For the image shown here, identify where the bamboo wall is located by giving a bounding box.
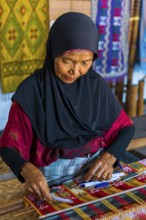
[49,0,90,21]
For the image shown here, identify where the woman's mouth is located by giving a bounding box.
[64,76,75,81]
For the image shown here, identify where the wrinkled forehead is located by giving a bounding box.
[63,49,92,54]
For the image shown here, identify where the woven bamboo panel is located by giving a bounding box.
[0,209,38,220]
[0,157,10,174]
[49,0,90,21]
[0,213,13,220]
[0,179,25,204]
[13,208,39,220]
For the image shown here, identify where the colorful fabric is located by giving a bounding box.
[0,102,133,167]
[139,0,146,71]
[91,0,131,81]
[24,159,146,219]
[0,0,49,93]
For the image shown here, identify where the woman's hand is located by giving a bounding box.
[20,162,52,201]
[84,152,116,182]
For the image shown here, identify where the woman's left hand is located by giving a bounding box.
[84,152,116,182]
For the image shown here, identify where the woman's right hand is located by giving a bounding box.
[20,162,52,201]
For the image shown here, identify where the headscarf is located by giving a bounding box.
[12,12,121,149]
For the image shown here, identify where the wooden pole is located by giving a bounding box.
[127,0,141,88]
[137,80,144,116]
[126,85,138,117]
[125,0,141,113]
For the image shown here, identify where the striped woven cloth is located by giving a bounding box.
[24,158,146,219]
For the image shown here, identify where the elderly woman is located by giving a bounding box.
[0,12,134,201]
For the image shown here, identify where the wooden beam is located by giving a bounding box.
[127,138,146,151]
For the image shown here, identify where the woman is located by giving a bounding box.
[0,12,134,201]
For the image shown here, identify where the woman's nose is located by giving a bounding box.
[69,69,74,75]
[69,65,79,75]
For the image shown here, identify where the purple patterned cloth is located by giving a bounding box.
[140,0,146,72]
[92,0,131,81]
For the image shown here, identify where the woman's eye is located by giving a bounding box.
[82,62,90,66]
[62,59,72,64]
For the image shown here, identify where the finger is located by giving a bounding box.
[91,166,106,180]
[92,166,113,181]
[99,169,113,181]
[28,187,34,194]
[90,173,100,181]
[84,162,102,181]
[40,183,53,201]
[25,186,34,197]
[108,172,112,180]
[32,184,43,199]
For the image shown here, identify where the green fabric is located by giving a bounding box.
[0,0,49,93]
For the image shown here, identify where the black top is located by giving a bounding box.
[12,12,121,150]
[0,12,135,182]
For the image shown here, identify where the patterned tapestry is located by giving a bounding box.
[139,0,146,72]
[91,0,131,82]
[0,0,49,93]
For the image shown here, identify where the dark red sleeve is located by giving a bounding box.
[0,101,34,161]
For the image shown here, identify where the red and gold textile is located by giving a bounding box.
[24,159,146,219]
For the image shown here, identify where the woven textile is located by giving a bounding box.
[91,0,131,81]
[25,159,146,219]
[0,0,49,93]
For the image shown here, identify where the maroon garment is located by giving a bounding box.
[0,102,133,167]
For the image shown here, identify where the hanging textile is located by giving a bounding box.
[0,0,49,93]
[139,0,146,71]
[91,0,131,82]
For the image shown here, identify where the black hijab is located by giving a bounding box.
[12,12,121,149]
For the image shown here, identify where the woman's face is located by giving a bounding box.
[54,50,94,83]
